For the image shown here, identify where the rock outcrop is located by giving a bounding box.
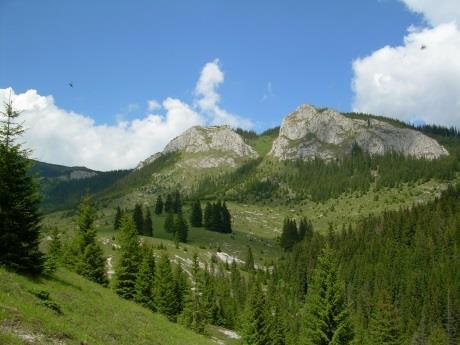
[137,126,258,170]
[269,104,448,161]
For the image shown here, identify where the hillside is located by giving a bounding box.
[0,268,218,345]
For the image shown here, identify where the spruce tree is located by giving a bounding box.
[114,206,122,230]
[367,291,403,345]
[114,215,141,300]
[175,212,188,243]
[154,253,178,321]
[132,203,144,235]
[0,99,43,274]
[280,218,298,251]
[241,283,270,345]
[180,253,207,333]
[245,246,255,272]
[74,195,108,285]
[204,202,213,229]
[44,227,61,274]
[134,246,155,310]
[302,246,354,345]
[164,194,173,213]
[190,200,203,227]
[155,195,164,215]
[298,217,313,241]
[164,212,175,233]
[221,202,232,233]
[173,262,188,315]
[143,209,153,237]
[173,190,182,214]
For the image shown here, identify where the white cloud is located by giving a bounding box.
[194,59,253,129]
[261,81,274,103]
[401,0,460,26]
[352,4,460,127]
[147,99,161,111]
[0,60,251,170]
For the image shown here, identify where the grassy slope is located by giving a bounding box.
[0,268,215,345]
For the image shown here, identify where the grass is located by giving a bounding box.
[0,267,216,345]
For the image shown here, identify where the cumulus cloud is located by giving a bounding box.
[352,1,460,127]
[194,59,253,129]
[0,60,250,170]
[401,0,460,26]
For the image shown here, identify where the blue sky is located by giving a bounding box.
[1,0,459,170]
[1,0,422,129]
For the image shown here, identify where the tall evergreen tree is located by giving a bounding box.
[154,253,178,321]
[367,291,403,345]
[132,203,144,235]
[302,246,354,345]
[241,284,270,345]
[134,246,155,310]
[74,195,108,285]
[298,217,313,241]
[173,262,188,316]
[114,216,141,300]
[173,191,182,214]
[164,194,173,213]
[180,253,207,333]
[0,99,44,274]
[143,209,153,237]
[154,195,164,215]
[280,218,298,251]
[204,202,213,228]
[44,227,61,274]
[221,202,232,233]
[190,200,203,227]
[245,246,255,272]
[175,212,188,243]
[164,212,175,233]
[114,206,122,230]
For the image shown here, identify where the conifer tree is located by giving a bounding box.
[302,246,354,345]
[0,99,43,274]
[190,200,203,227]
[445,291,457,345]
[164,212,175,233]
[154,253,178,321]
[79,243,108,286]
[74,195,108,285]
[280,218,298,251]
[245,246,255,272]
[367,291,403,345]
[175,212,188,243]
[114,206,122,230]
[114,216,141,300]
[155,195,164,215]
[143,209,153,237]
[173,262,188,315]
[298,217,313,241]
[221,202,232,233]
[241,283,270,345]
[204,202,213,229]
[164,194,173,213]
[134,246,155,310]
[210,201,223,232]
[173,191,182,214]
[132,203,144,235]
[180,253,207,333]
[44,227,61,274]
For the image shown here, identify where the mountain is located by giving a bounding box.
[269,104,448,161]
[137,125,258,170]
[30,160,99,181]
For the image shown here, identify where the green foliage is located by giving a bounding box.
[134,246,156,310]
[302,246,354,345]
[164,212,175,233]
[190,200,203,227]
[0,99,44,274]
[155,195,164,215]
[203,201,232,233]
[174,212,189,243]
[114,206,122,230]
[280,218,298,251]
[154,253,178,321]
[143,209,153,237]
[73,195,107,285]
[241,284,270,345]
[132,203,144,235]
[44,227,61,274]
[114,216,141,299]
[245,246,255,272]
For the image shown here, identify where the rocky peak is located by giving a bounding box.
[137,125,258,170]
[269,104,448,161]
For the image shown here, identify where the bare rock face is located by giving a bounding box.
[137,126,258,169]
[269,104,448,161]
